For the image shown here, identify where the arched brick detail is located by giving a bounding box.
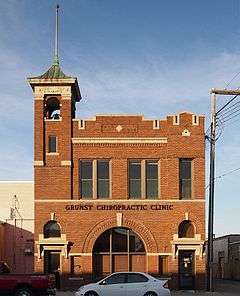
[82,217,158,253]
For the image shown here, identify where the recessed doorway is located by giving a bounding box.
[179,250,195,290]
[44,251,61,289]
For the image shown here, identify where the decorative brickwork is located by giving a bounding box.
[83,216,158,253]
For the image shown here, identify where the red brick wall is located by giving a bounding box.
[34,102,206,289]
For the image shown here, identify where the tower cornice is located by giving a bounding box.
[28,77,81,101]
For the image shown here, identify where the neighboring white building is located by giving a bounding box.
[0,181,34,273]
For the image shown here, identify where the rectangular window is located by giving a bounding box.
[80,160,110,199]
[179,159,192,199]
[80,160,93,198]
[129,160,141,199]
[146,160,158,199]
[97,160,109,199]
[48,135,57,153]
[129,160,159,199]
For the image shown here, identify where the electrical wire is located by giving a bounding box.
[215,117,224,141]
[218,107,240,122]
[217,99,240,115]
[221,110,240,124]
[205,166,240,189]
[216,94,240,115]
[215,94,240,125]
[217,103,240,118]
[224,71,240,89]
[221,116,240,128]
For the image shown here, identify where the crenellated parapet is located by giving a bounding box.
[72,112,204,139]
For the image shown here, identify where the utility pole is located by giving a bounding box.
[207,91,216,292]
[206,88,240,292]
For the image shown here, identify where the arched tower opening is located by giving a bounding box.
[45,97,61,119]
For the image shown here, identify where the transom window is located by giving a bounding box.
[179,159,192,199]
[128,160,159,199]
[79,160,110,199]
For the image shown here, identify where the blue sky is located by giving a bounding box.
[0,0,240,236]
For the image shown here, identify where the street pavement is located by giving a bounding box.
[56,280,240,296]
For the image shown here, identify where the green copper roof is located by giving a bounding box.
[33,59,73,79]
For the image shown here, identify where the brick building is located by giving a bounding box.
[28,53,206,289]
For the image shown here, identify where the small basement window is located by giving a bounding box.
[48,136,57,153]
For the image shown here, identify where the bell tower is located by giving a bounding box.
[28,5,81,199]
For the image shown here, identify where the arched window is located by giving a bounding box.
[45,97,61,119]
[43,221,61,238]
[178,220,195,238]
[93,227,146,277]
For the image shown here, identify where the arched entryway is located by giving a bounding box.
[93,227,146,278]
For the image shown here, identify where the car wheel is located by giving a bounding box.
[144,292,157,296]
[14,288,33,296]
[84,291,99,296]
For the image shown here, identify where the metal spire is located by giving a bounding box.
[53,4,59,65]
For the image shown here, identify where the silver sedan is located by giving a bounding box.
[75,272,171,296]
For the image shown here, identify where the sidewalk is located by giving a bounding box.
[171,280,240,296]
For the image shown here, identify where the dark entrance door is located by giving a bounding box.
[44,251,60,289]
[179,250,195,290]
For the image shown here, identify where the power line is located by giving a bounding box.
[224,71,240,89]
[221,116,240,128]
[217,100,240,118]
[205,166,240,190]
[216,94,240,115]
[218,99,240,114]
[221,110,240,124]
[219,107,240,121]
